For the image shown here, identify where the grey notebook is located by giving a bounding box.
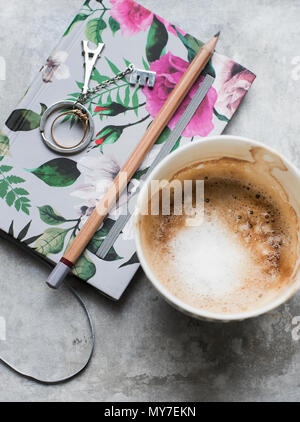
[0,0,256,299]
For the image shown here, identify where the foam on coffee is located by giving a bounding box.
[167,220,252,296]
[139,153,299,315]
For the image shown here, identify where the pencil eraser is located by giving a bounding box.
[46,262,71,289]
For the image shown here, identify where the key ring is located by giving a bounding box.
[40,101,95,155]
[40,41,104,155]
[51,109,89,150]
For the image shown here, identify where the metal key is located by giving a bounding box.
[127,68,156,88]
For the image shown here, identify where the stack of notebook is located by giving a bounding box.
[0,0,256,299]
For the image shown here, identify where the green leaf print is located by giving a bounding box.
[5,103,47,132]
[64,13,89,37]
[105,57,121,75]
[124,86,130,108]
[0,165,31,215]
[0,165,12,172]
[94,125,125,149]
[91,68,110,84]
[8,221,14,236]
[87,218,122,261]
[119,252,139,268]
[85,17,107,44]
[171,137,181,152]
[72,252,96,281]
[175,29,216,77]
[213,108,230,122]
[132,87,140,117]
[146,15,168,63]
[23,234,43,246]
[38,205,68,226]
[183,33,204,62]
[133,168,148,180]
[35,228,69,256]
[0,180,9,198]
[27,158,80,187]
[108,16,120,36]
[17,220,32,241]
[6,175,26,184]
[142,57,150,70]
[8,220,40,244]
[0,132,9,157]
[6,190,15,207]
[155,127,171,144]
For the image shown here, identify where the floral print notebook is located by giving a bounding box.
[0,0,256,299]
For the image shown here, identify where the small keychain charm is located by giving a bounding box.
[127,68,156,88]
[82,41,105,96]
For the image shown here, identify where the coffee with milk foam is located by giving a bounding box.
[139,152,299,315]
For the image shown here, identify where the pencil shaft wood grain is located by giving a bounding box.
[64,35,219,264]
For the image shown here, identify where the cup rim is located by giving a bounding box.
[134,135,300,321]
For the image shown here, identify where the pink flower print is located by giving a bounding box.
[212,53,256,119]
[110,0,153,36]
[142,52,217,137]
[110,0,186,37]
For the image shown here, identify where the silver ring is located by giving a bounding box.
[40,101,94,155]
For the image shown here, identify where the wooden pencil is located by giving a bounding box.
[47,32,220,288]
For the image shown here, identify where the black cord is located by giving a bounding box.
[0,282,95,385]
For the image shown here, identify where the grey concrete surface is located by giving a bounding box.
[0,0,300,402]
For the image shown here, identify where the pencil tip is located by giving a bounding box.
[214,31,221,38]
